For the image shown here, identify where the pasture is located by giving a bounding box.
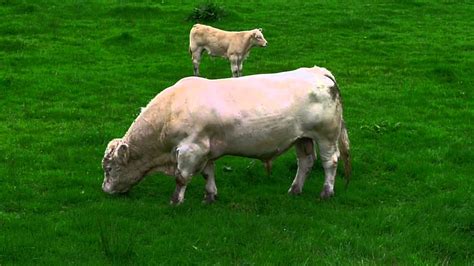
[0,0,472,264]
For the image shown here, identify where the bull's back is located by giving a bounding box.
[174,69,329,113]
[173,74,314,117]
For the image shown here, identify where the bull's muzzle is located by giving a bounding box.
[102,181,113,194]
[102,180,131,194]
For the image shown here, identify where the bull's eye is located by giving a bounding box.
[105,167,112,173]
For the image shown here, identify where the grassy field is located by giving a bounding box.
[1,0,473,264]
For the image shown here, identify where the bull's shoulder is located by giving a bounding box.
[162,77,212,101]
[174,76,208,88]
[143,78,203,109]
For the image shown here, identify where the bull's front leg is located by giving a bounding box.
[288,138,315,195]
[170,177,188,205]
[170,142,210,205]
[191,47,203,76]
[201,160,218,203]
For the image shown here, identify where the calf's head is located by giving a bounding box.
[102,138,140,194]
[251,28,267,47]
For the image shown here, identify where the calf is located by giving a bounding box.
[189,24,267,77]
[102,66,351,205]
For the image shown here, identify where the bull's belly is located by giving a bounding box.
[210,119,304,159]
[221,137,298,159]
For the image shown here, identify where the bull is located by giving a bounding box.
[102,66,351,204]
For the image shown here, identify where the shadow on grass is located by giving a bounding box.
[104,32,137,46]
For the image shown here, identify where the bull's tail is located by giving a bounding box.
[339,119,351,187]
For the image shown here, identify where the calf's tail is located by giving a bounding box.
[338,119,351,187]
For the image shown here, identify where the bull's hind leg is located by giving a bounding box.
[317,138,340,199]
[202,160,218,203]
[170,142,209,205]
[288,138,316,195]
[191,47,204,76]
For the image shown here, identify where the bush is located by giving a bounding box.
[187,2,227,22]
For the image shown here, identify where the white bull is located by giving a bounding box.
[102,66,351,204]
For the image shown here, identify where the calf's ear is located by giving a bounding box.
[258,28,263,32]
[115,143,129,165]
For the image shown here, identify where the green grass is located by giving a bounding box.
[1,0,473,264]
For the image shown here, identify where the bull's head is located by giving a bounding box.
[251,28,267,47]
[101,138,140,194]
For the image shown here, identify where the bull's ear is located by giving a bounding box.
[115,143,129,165]
[258,28,263,32]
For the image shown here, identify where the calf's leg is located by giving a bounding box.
[237,58,243,77]
[288,138,315,195]
[191,47,203,76]
[229,55,239,77]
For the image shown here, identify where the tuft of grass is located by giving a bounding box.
[187,2,227,22]
[360,121,401,135]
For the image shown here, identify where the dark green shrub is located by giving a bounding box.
[187,2,227,22]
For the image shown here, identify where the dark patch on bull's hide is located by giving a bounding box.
[324,74,340,101]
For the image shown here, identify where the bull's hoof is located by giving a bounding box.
[170,195,184,206]
[320,185,334,199]
[288,185,302,195]
[203,193,218,204]
[169,199,184,206]
[169,200,182,206]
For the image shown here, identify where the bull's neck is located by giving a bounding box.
[122,115,175,178]
[124,116,156,149]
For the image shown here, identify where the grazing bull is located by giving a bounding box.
[189,24,268,77]
[102,66,351,205]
